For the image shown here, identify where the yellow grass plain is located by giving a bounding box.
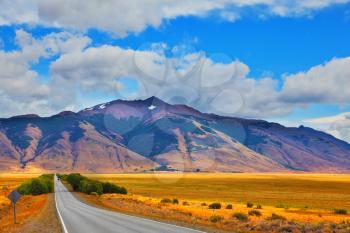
[86,173,350,224]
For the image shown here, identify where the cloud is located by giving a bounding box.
[0,0,349,36]
[1,30,350,124]
[281,57,350,104]
[303,112,350,143]
[48,41,295,118]
[47,38,350,119]
[0,30,90,117]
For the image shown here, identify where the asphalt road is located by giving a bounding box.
[54,176,205,233]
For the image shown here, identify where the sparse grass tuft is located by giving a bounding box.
[233,212,249,222]
[334,209,348,215]
[160,198,172,204]
[248,209,262,217]
[210,215,224,223]
[246,202,254,208]
[182,201,189,206]
[209,203,221,209]
[268,213,286,221]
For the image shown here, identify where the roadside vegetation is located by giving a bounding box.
[58,173,127,195]
[0,174,60,233]
[17,174,54,196]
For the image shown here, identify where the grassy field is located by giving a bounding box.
[86,173,350,210]
[0,174,38,206]
[0,173,60,233]
[81,173,350,232]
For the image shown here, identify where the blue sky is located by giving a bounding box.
[0,0,350,141]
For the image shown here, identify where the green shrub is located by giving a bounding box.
[17,174,54,196]
[39,174,54,192]
[57,174,68,181]
[172,198,179,204]
[269,213,286,221]
[248,210,262,217]
[209,203,221,209]
[79,180,103,195]
[334,209,348,215]
[160,198,172,204]
[67,173,86,191]
[90,192,99,196]
[210,215,224,223]
[256,204,262,209]
[233,212,248,222]
[226,204,233,209]
[65,173,127,195]
[102,182,127,194]
[246,202,254,208]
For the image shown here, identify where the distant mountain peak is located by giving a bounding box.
[1,97,350,173]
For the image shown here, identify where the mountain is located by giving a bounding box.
[0,96,350,173]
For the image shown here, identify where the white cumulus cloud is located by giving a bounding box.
[0,0,348,36]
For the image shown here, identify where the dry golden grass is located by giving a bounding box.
[86,173,350,224]
[0,173,45,233]
[0,174,38,206]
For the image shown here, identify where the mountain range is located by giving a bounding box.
[1,96,350,173]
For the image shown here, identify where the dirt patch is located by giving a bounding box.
[0,194,61,233]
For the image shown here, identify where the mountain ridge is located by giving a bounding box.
[0,97,349,173]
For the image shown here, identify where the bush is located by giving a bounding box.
[90,192,99,196]
[209,203,221,209]
[334,209,348,215]
[160,198,172,204]
[201,203,207,206]
[247,202,254,208]
[256,204,262,209]
[79,180,103,195]
[172,198,179,204]
[248,210,262,217]
[226,204,233,209]
[65,173,128,195]
[233,212,248,222]
[102,182,127,194]
[39,174,54,192]
[210,215,224,223]
[18,178,48,195]
[17,174,54,196]
[182,201,189,206]
[269,213,286,221]
[57,174,68,181]
[67,173,86,191]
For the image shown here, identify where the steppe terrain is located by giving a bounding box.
[81,173,350,232]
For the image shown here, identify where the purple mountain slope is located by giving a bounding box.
[0,97,349,173]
